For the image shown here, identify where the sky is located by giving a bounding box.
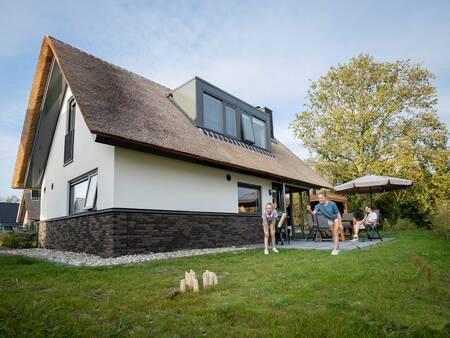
[0,0,449,197]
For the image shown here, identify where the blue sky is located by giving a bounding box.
[1,0,449,197]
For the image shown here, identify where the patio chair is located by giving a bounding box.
[341,212,354,238]
[316,213,333,240]
[307,213,331,241]
[359,209,383,241]
[306,214,319,241]
[275,213,287,245]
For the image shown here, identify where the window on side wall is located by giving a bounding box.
[31,190,40,201]
[69,170,98,215]
[64,98,76,165]
[238,183,261,213]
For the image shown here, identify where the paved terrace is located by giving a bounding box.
[276,238,393,251]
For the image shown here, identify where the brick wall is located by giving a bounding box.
[39,209,263,257]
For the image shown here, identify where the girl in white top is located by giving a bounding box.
[262,203,279,255]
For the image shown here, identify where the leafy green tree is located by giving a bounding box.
[0,195,19,203]
[291,54,449,224]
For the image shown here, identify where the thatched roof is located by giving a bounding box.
[12,36,331,189]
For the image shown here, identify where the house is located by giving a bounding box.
[12,36,331,257]
[16,190,41,231]
[0,202,20,232]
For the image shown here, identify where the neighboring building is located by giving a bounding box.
[12,36,331,257]
[0,202,20,231]
[16,190,41,231]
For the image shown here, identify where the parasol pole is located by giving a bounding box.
[369,186,373,207]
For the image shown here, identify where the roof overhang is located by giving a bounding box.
[12,36,68,189]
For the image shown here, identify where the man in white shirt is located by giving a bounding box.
[351,206,378,241]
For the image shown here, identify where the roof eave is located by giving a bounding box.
[93,131,329,189]
[12,36,55,189]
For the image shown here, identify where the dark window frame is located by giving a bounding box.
[31,190,41,201]
[202,91,224,134]
[64,97,76,166]
[237,182,262,214]
[196,78,272,151]
[68,169,98,215]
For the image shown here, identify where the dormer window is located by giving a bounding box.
[225,105,237,137]
[203,93,223,133]
[252,117,267,148]
[241,113,255,142]
[171,77,272,151]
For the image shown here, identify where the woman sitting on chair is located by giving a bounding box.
[351,205,377,242]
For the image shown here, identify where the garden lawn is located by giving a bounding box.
[0,230,449,337]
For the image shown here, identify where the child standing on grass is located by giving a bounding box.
[263,203,279,255]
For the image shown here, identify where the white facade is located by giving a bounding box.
[40,88,115,220]
[40,88,273,219]
[114,147,272,213]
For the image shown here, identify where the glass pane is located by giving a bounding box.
[68,101,76,132]
[225,106,237,137]
[241,113,255,142]
[71,179,88,214]
[252,117,267,148]
[238,185,260,213]
[203,93,223,133]
[84,174,98,209]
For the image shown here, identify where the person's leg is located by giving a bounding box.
[332,219,340,251]
[355,222,365,237]
[263,223,269,252]
[270,223,276,248]
[352,221,363,239]
[270,222,279,252]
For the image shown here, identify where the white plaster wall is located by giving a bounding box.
[40,87,115,220]
[113,147,273,214]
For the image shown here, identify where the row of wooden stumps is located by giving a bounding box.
[180,270,218,293]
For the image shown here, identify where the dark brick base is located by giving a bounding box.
[39,209,263,257]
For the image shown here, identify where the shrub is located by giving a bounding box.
[431,200,450,238]
[382,218,396,231]
[1,232,37,249]
[394,218,417,230]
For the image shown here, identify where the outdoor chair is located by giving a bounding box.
[306,213,331,241]
[275,213,287,245]
[341,212,354,238]
[306,214,319,241]
[359,209,383,241]
[316,213,333,240]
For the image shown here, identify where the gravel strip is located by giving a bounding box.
[0,246,259,267]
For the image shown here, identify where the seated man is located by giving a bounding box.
[351,206,377,241]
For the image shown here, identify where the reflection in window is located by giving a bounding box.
[84,174,98,209]
[225,105,237,137]
[252,117,266,148]
[238,184,260,213]
[69,171,98,215]
[203,93,223,133]
[241,113,255,142]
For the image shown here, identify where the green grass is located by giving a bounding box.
[0,230,449,337]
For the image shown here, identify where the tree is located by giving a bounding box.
[291,54,449,224]
[0,195,19,203]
